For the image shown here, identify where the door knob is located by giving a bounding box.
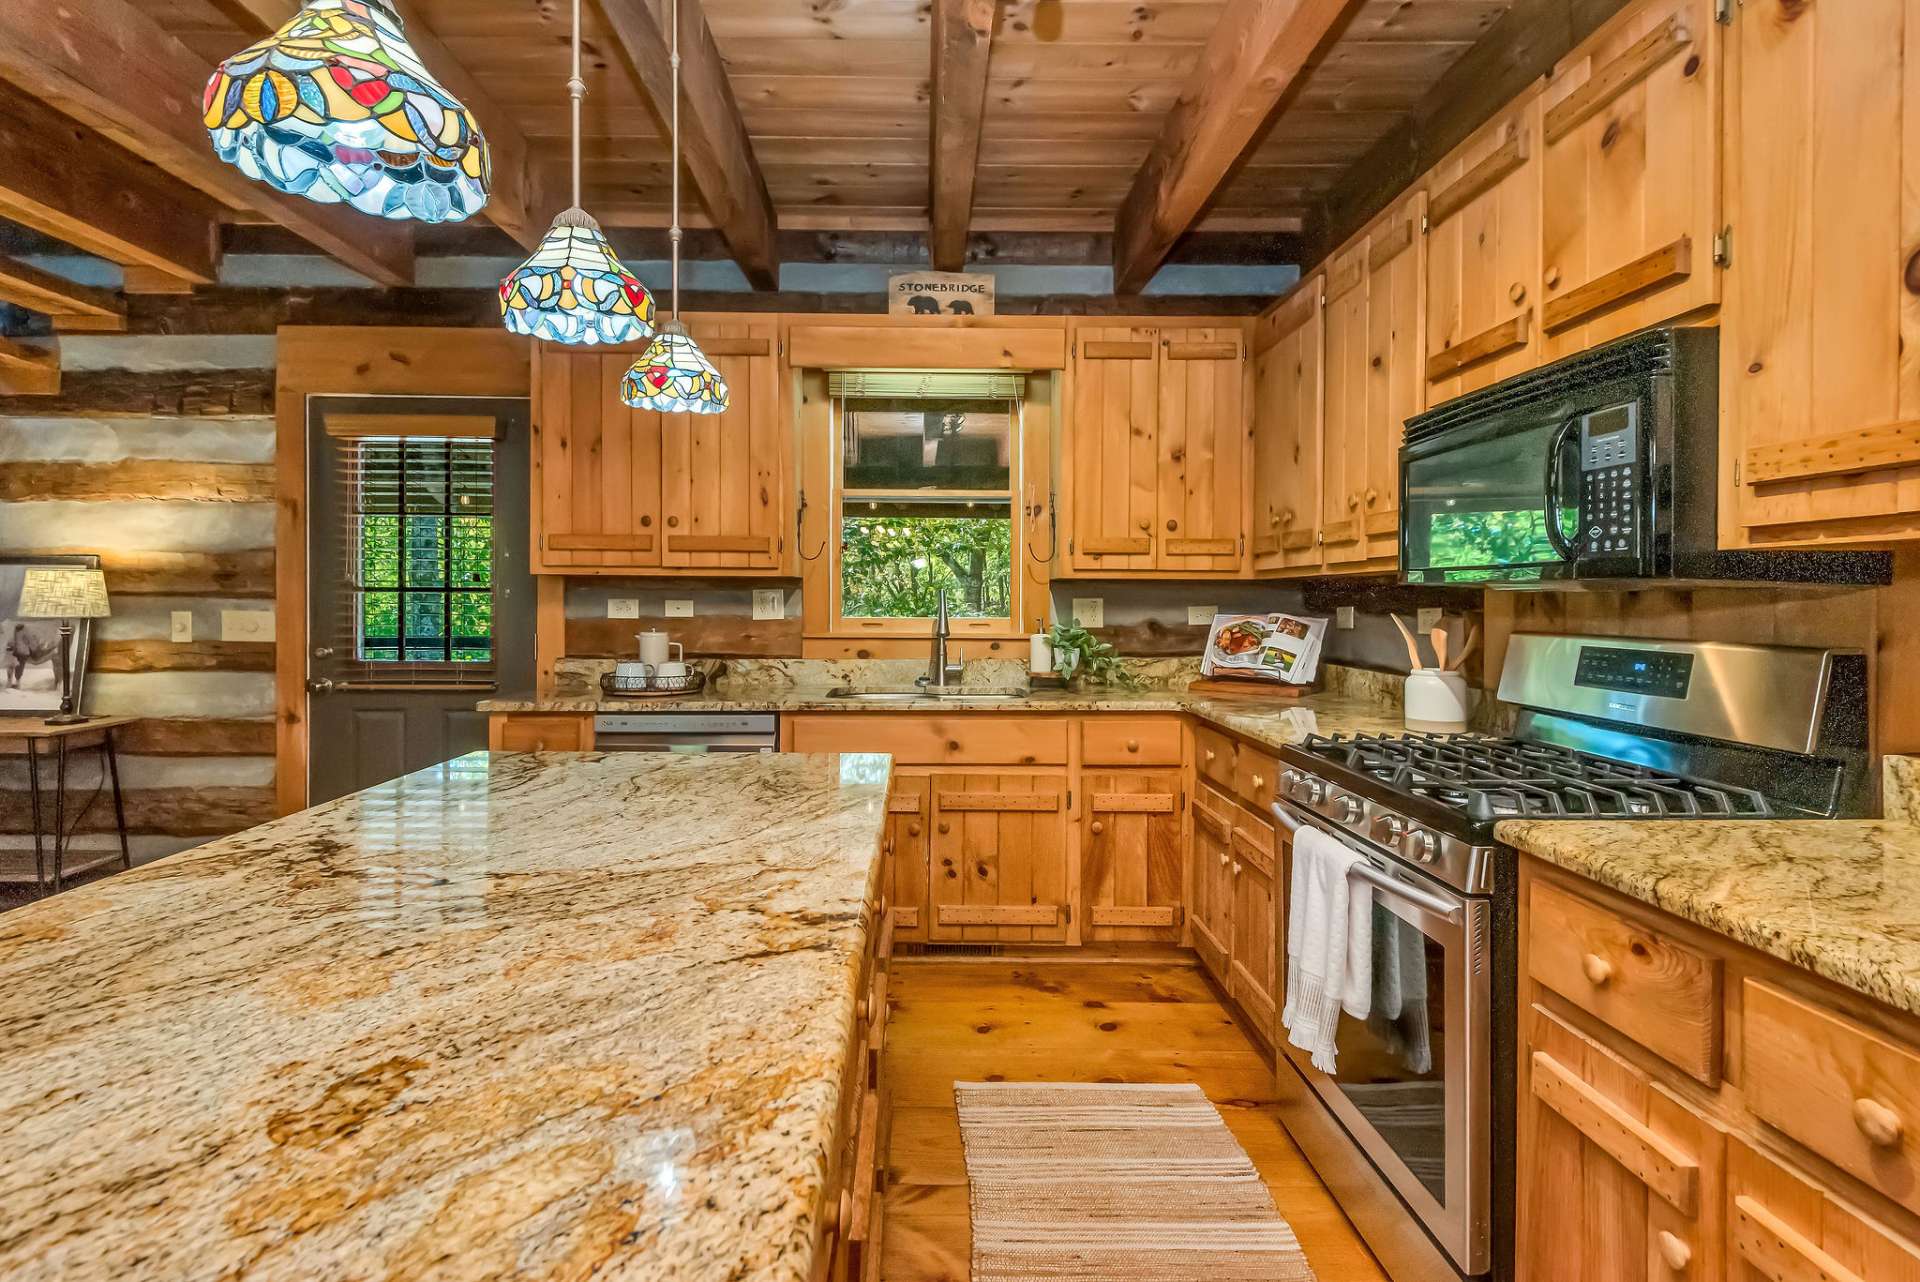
[306,678,335,695]
[312,646,334,659]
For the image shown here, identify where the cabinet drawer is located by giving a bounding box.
[1194,725,1237,791]
[1233,748,1280,813]
[1527,880,1722,1084]
[1728,1137,1920,1282]
[1744,979,1920,1218]
[786,716,1069,765]
[1081,718,1183,766]
[489,714,593,753]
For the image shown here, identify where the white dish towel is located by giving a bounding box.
[1282,823,1375,1073]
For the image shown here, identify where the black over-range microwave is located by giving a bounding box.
[1399,328,1891,589]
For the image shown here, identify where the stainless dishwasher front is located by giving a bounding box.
[593,713,779,753]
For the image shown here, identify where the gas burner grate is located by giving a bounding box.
[1298,732,1774,821]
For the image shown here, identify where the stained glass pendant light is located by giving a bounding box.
[499,0,656,345]
[622,0,730,415]
[205,0,491,223]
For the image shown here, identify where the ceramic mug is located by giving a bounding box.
[615,660,653,684]
[654,661,691,683]
[637,632,684,667]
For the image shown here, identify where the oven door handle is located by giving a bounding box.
[1270,800,1463,923]
[1543,414,1582,561]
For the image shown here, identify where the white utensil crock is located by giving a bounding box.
[1405,669,1471,733]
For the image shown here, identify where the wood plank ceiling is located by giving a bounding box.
[94,0,1511,274]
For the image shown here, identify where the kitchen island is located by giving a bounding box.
[0,750,893,1282]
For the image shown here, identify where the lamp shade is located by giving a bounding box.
[16,569,111,621]
[621,323,731,415]
[204,0,491,224]
[501,209,657,346]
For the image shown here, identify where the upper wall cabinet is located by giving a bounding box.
[1721,0,1920,547]
[1425,94,1543,403]
[1322,191,1426,571]
[1065,322,1248,577]
[1539,0,1722,363]
[1252,283,1324,575]
[531,315,787,576]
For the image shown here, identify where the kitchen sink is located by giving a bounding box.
[825,687,1030,704]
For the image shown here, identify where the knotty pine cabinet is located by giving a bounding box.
[1192,745,1284,1048]
[530,315,787,575]
[1065,322,1248,577]
[1252,284,1325,575]
[1424,93,1544,402]
[927,773,1072,945]
[1081,771,1185,944]
[1538,0,1722,363]
[1518,860,1920,1281]
[1719,0,1920,548]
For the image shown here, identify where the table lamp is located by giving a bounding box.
[15,567,110,725]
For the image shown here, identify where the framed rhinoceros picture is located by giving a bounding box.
[0,554,99,716]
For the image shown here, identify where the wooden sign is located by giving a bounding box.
[888,272,996,317]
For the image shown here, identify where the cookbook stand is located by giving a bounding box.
[1185,676,1311,700]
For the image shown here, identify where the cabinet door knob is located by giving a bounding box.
[1509,282,1528,305]
[1581,954,1615,987]
[1090,821,1105,836]
[908,821,922,837]
[1205,749,1216,762]
[883,840,894,856]
[1251,774,1265,790]
[1655,1231,1691,1272]
[1166,519,1179,532]
[1138,518,1152,531]
[1545,266,1563,290]
[1854,1097,1905,1148]
[1366,488,1380,507]
[1347,494,1360,511]
[1126,740,1140,752]
[938,822,951,835]
[1219,852,1229,866]
[1232,861,1242,876]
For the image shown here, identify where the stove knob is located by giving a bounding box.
[1299,778,1328,805]
[1406,829,1440,864]
[1280,769,1302,792]
[1334,795,1364,825]
[1378,815,1407,844]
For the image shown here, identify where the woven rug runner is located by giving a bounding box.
[955,1081,1319,1281]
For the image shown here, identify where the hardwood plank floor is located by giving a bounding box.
[880,957,1391,1282]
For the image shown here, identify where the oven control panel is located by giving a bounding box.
[1578,403,1642,558]
[1573,645,1695,700]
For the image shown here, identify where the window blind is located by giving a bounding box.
[333,436,497,687]
[828,370,1025,400]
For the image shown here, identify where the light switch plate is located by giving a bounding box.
[1071,597,1105,629]
[664,599,695,619]
[221,609,272,643]
[1187,605,1218,627]
[170,611,194,644]
[1336,606,1356,630]
[752,590,786,621]
[1417,607,1443,633]
[608,599,640,620]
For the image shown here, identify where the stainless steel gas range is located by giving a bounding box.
[1267,634,1872,1282]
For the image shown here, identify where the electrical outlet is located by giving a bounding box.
[752,590,786,621]
[170,611,194,644]
[1187,605,1218,627]
[1070,597,1105,629]
[608,599,640,620]
[1417,607,1444,633]
[664,599,695,619]
[221,609,272,643]
[1336,606,1356,630]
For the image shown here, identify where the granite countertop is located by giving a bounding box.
[1500,817,1920,1018]
[480,688,1411,755]
[0,751,892,1281]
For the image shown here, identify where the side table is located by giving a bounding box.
[0,716,136,897]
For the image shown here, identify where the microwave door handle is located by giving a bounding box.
[1543,415,1582,560]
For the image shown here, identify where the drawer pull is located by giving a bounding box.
[1582,953,1616,987]
[1656,1230,1692,1272]
[1232,861,1242,876]
[1126,739,1140,752]
[1090,820,1105,836]
[1205,748,1217,762]
[1251,774,1266,790]
[1853,1097,1905,1148]
[1218,852,1229,866]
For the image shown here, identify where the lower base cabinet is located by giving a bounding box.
[927,772,1071,944]
[1081,771,1185,943]
[1193,775,1282,1046]
[817,897,893,1282]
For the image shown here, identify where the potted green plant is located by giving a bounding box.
[1045,620,1136,690]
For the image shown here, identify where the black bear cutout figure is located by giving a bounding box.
[949,300,975,316]
[907,295,942,315]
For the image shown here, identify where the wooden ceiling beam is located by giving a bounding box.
[930,0,999,272]
[0,0,414,286]
[1112,0,1361,294]
[595,0,782,290]
[0,93,222,286]
[0,256,127,331]
[206,0,551,251]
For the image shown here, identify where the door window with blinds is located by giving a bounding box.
[335,427,497,682]
[831,370,1022,627]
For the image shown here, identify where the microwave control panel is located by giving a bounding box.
[1578,403,1641,557]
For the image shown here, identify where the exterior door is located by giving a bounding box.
[307,396,536,804]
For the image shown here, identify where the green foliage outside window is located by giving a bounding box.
[1425,509,1570,570]
[840,514,1012,619]
[359,512,495,663]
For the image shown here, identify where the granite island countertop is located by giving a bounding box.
[480,687,1411,755]
[0,750,893,1282]
[1500,816,1920,1018]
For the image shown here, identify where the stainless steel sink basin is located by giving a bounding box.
[826,687,1029,704]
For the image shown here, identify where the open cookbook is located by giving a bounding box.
[1200,612,1330,685]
